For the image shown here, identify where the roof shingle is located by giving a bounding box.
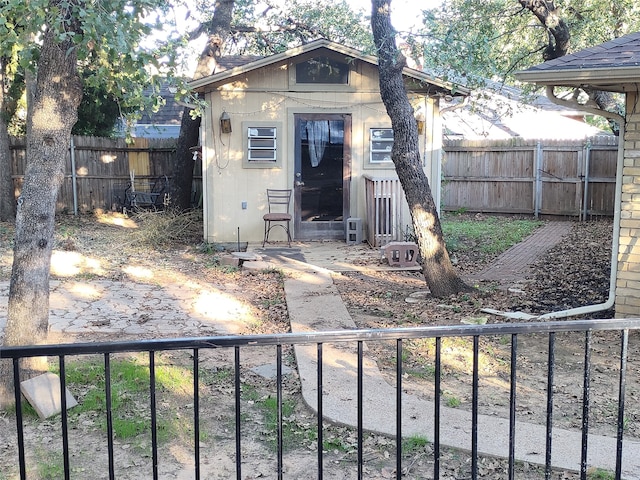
[526,31,640,72]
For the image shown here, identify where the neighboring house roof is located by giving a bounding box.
[515,31,640,92]
[133,57,268,138]
[443,81,606,140]
[189,38,470,97]
[133,84,184,139]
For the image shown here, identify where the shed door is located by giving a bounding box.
[294,114,351,240]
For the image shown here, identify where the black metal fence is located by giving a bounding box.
[1,318,639,480]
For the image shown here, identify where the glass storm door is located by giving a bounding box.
[294,114,351,240]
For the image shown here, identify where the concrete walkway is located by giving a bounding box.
[268,236,640,479]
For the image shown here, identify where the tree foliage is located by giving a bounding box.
[417,0,640,88]
[236,0,374,54]
[191,0,374,57]
[72,79,123,137]
[0,0,185,138]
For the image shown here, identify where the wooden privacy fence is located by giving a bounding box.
[441,135,619,218]
[9,136,203,213]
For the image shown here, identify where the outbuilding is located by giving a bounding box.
[189,39,469,246]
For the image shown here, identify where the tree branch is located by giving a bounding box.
[518,0,570,59]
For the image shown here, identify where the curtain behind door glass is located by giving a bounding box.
[306,121,329,167]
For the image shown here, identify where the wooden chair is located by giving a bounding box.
[262,189,292,247]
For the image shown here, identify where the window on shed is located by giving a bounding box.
[369,128,394,163]
[243,122,282,169]
[296,56,349,84]
[248,126,277,162]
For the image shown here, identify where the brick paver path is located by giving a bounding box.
[471,221,573,284]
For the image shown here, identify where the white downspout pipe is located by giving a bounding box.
[536,87,624,320]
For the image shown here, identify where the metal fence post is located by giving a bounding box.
[582,140,592,221]
[535,141,543,218]
[70,137,78,215]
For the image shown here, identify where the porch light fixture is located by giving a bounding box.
[220,111,232,134]
[415,110,425,135]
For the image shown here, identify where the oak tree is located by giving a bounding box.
[417,0,634,133]
[371,0,473,297]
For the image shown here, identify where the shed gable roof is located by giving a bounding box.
[189,39,469,97]
[516,31,640,92]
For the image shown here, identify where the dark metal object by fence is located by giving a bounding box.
[508,334,518,480]
[546,332,555,479]
[2,318,639,480]
[617,330,629,479]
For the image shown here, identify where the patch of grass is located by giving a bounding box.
[56,355,192,441]
[242,384,260,402]
[262,396,295,427]
[214,263,240,274]
[402,435,430,454]
[261,294,284,308]
[6,399,40,419]
[587,468,615,480]
[446,395,461,408]
[405,365,436,380]
[442,215,543,257]
[36,450,64,480]
[257,396,314,452]
[403,312,420,323]
[261,267,284,277]
[56,223,78,240]
[200,367,234,386]
[323,436,350,452]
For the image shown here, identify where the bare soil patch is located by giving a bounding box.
[0,212,637,479]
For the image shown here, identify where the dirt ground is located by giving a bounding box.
[0,212,637,479]
[334,218,639,441]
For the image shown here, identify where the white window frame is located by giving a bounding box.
[248,127,276,161]
[242,122,282,169]
[369,127,394,164]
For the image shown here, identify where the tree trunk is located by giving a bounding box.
[591,89,622,136]
[169,0,234,210]
[0,8,83,406]
[0,119,14,222]
[518,0,570,60]
[170,112,201,210]
[371,0,472,298]
[0,65,16,222]
[519,2,621,134]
